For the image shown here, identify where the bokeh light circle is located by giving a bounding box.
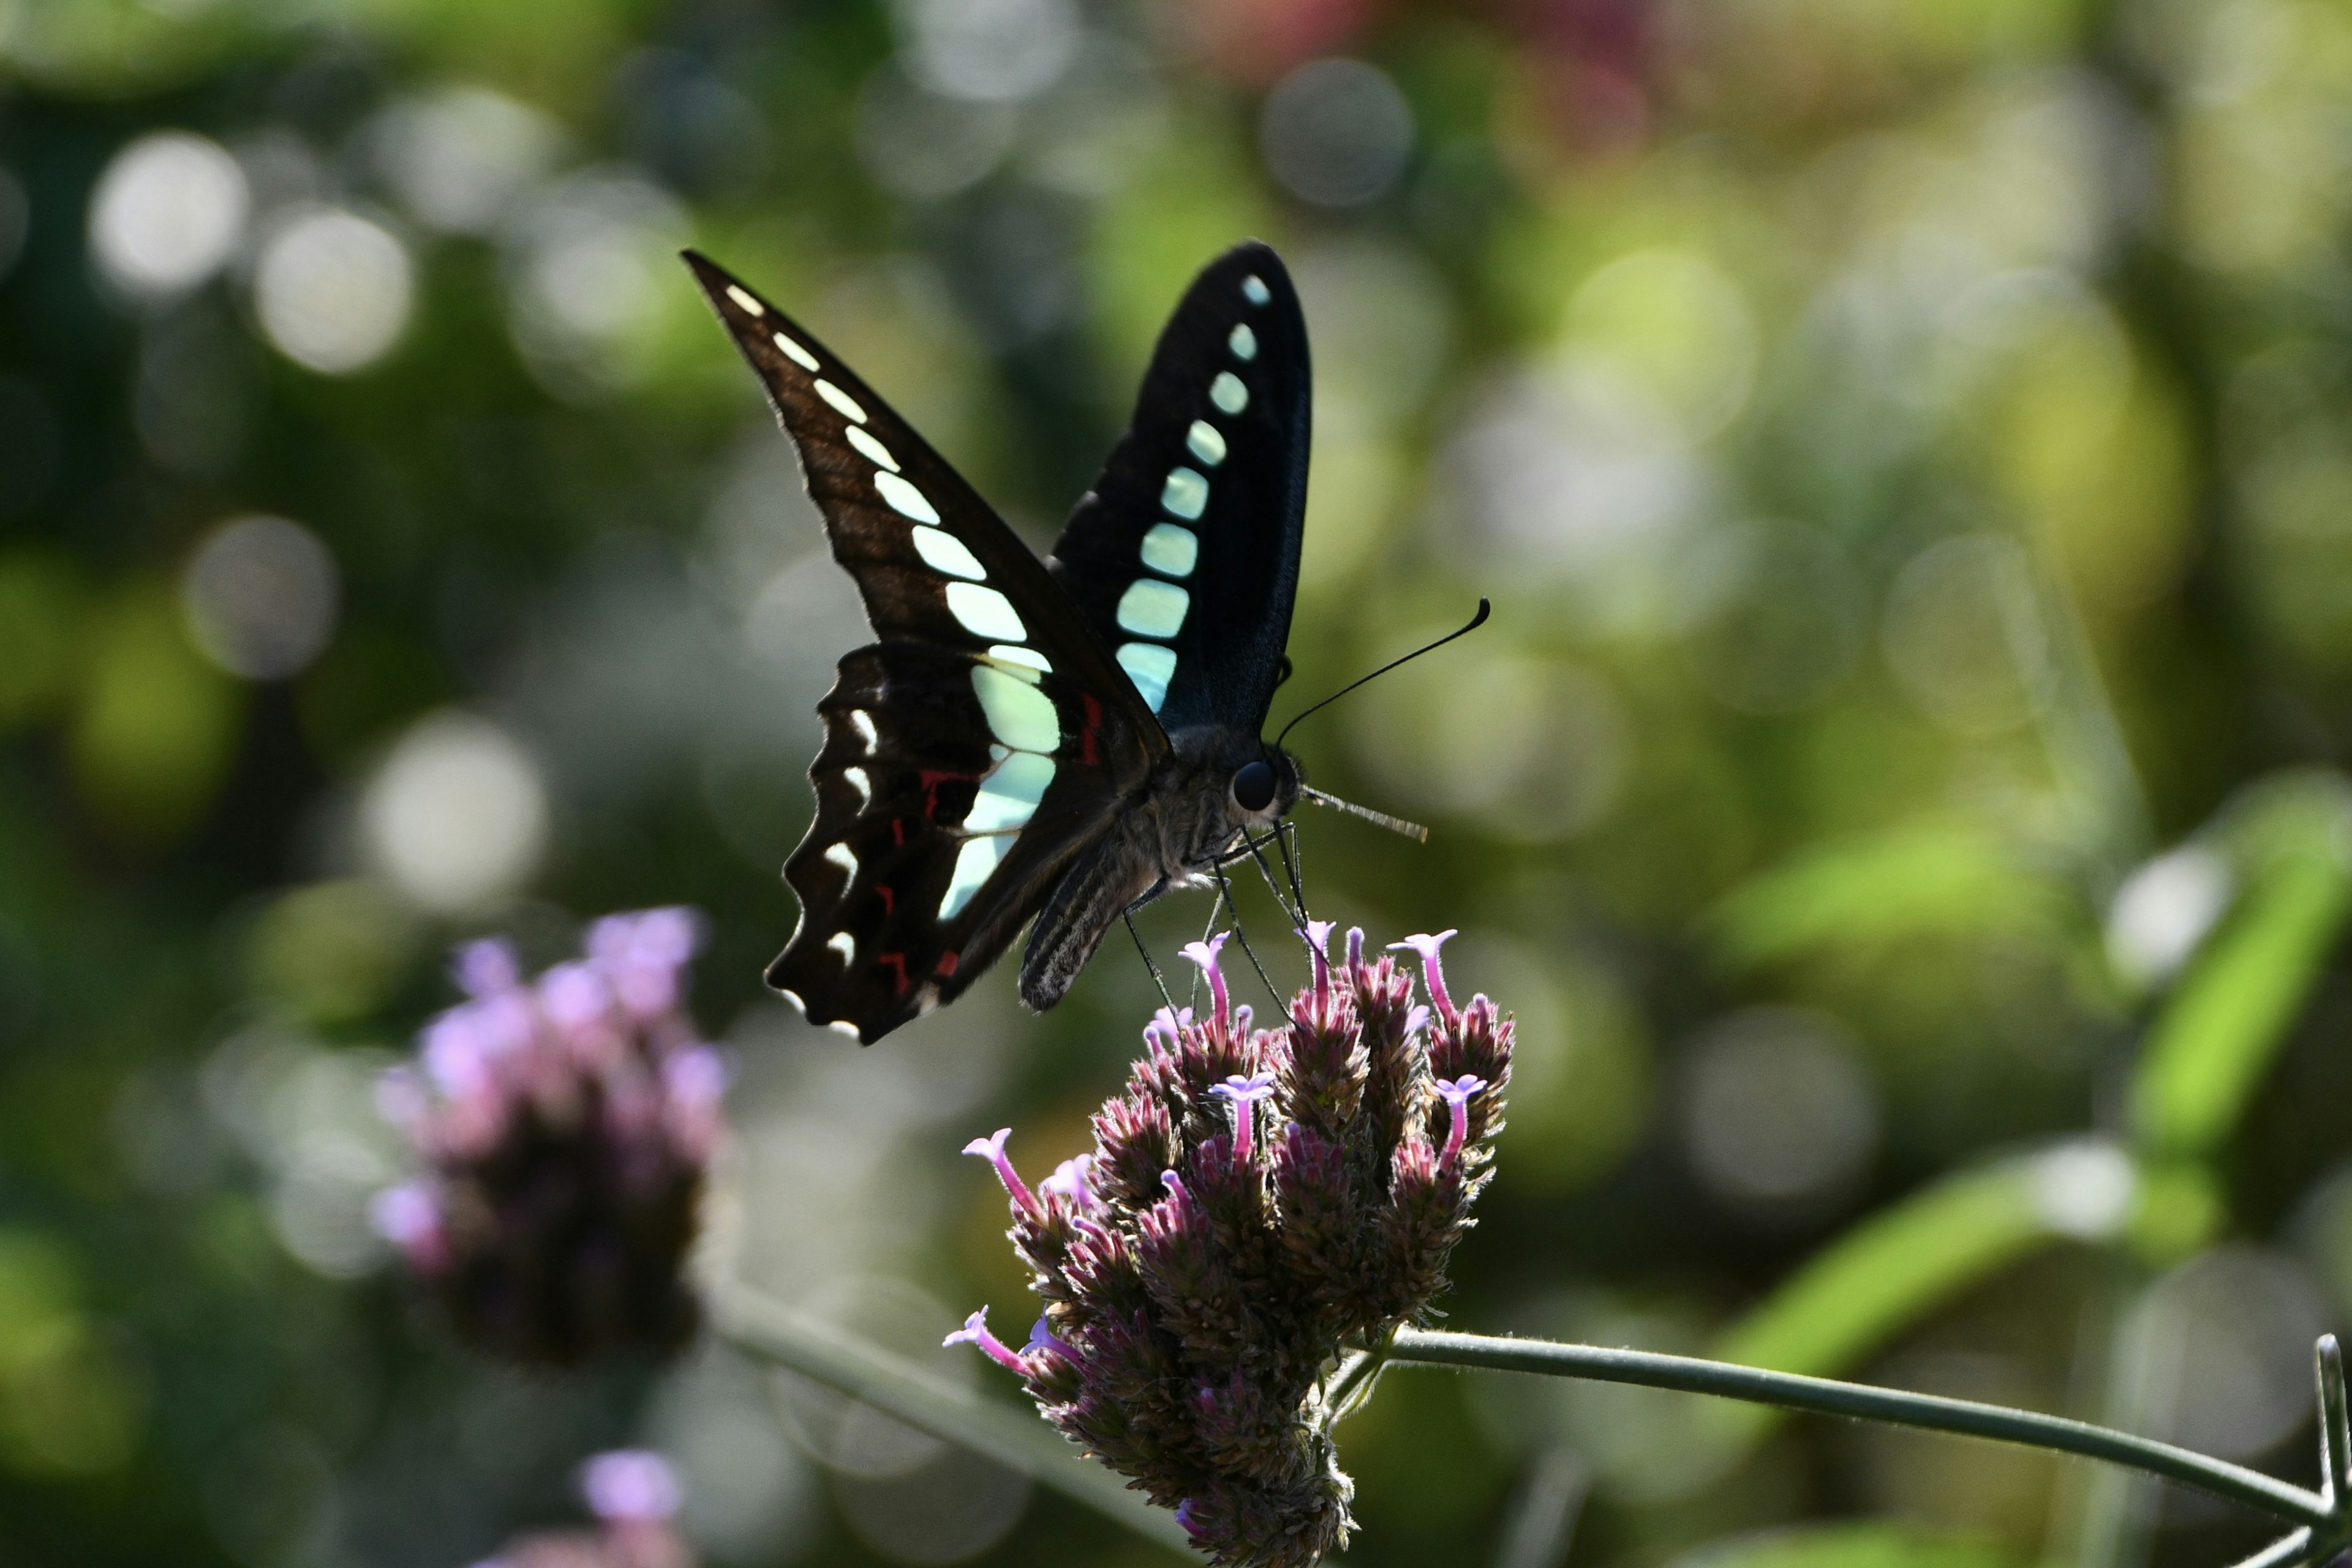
[179,514,339,680]
[253,208,415,374]
[1259,58,1414,208]
[88,131,251,300]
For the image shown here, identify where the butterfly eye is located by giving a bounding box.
[1232,761,1277,813]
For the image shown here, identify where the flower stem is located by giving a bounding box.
[706,1280,1191,1556]
[1387,1329,2329,1528]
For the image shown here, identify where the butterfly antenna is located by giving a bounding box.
[1297,787,1429,843]
[1272,598,1491,753]
[1126,911,1178,1017]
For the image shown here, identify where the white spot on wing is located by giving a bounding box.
[846,426,899,470]
[772,330,818,371]
[814,379,867,423]
[842,765,872,805]
[910,524,986,580]
[725,284,764,317]
[849,709,879,753]
[827,930,856,962]
[1116,578,1189,638]
[827,1019,862,1038]
[775,986,808,1016]
[1140,522,1198,578]
[876,470,941,523]
[946,581,1028,642]
[1229,323,1257,360]
[1211,371,1248,415]
[824,842,858,876]
[1117,641,1177,710]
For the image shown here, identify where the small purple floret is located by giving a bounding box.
[1026,1315,1077,1362]
[1389,930,1460,1025]
[1180,932,1232,1026]
[1302,919,1337,1001]
[1210,1071,1280,1167]
[944,1307,1028,1373]
[963,1127,1038,1215]
[455,939,521,998]
[1436,1074,1489,1166]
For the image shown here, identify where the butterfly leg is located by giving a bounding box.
[1124,910,1180,1017]
[1207,857,1290,1014]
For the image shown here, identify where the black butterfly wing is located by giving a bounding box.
[1047,241,1310,734]
[685,252,1166,1042]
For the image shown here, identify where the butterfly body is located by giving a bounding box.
[687,241,1310,1042]
[1017,726,1301,1011]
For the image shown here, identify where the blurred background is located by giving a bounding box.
[10,0,2352,1564]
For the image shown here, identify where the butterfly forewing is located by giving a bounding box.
[1048,241,1310,735]
[685,251,1167,1041]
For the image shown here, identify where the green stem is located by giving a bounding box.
[705,1280,1191,1556]
[1387,1329,2328,1528]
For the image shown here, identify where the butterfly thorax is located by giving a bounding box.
[1147,726,1303,884]
[1016,727,1299,1012]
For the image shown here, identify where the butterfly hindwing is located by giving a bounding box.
[767,643,1160,1041]
[1048,241,1310,734]
[685,252,1169,1041]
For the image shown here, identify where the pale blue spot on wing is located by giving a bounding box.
[1139,522,1198,578]
[987,643,1052,675]
[1229,323,1257,360]
[946,582,1027,641]
[967,750,1055,833]
[815,379,867,423]
[1185,420,1226,466]
[1242,274,1270,306]
[1161,467,1208,521]
[846,426,899,470]
[939,835,1009,919]
[1211,372,1248,415]
[970,663,1060,752]
[911,524,984,580]
[1116,578,1189,638]
[1117,641,1177,711]
[876,471,941,524]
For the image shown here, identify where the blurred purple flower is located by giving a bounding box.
[372,908,723,1365]
[475,1448,693,1568]
[948,929,1513,1568]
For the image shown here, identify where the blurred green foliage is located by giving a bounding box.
[13,1,2352,1567]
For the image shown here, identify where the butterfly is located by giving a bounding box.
[686,241,1316,1043]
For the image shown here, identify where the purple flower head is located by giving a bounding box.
[455,939,521,998]
[961,927,1509,1567]
[1210,1071,1280,1167]
[1180,932,1232,1028]
[944,1307,1028,1373]
[589,907,702,1019]
[1435,1075,1490,1167]
[1302,920,1337,1002]
[580,1449,680,1524]
[375,909,715,1365]
[962,1128,1038,1216]
[370,1182,447,1270]
[1389,930,1460,1026]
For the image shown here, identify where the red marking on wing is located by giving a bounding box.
[918,768,975,820]
[1079,693,1104,767]
[875,884,895,917]
[935,951,959,978]
[877,951,910,995]
[891,818,907,848]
